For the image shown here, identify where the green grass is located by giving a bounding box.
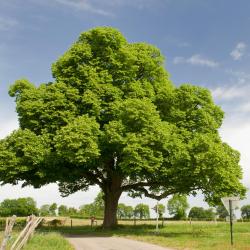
[0,232,74,250]
[41,220,250,250]
[1,219,250,249]
[22,232,74,250]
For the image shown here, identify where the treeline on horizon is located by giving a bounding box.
[0,194,250,220]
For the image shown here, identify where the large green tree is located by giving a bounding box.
[0,27,245,228]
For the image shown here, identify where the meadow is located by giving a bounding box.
[1,218,250,250]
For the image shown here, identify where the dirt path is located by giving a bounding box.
[66,236,175,250]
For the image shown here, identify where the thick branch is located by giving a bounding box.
[121,181,158,191]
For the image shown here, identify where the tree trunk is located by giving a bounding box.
[102,177,122,228]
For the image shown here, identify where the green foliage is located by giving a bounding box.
[39,203,58,217]
[167,194,189,219]
[152,203,165,218]
[0,197,38,217]
[0,27,246,226]
[216,205,228,219]
[134,203,150,219]
[117,203,134,219]
[58,205,68,216]
[49,203,57,216]
[0,217,27,231]
[39,205,51,216]
[79,192,104,217]
[241,205,250,219]
[22,232,74,250]
[67,207,78,216]
[188,207,216,220]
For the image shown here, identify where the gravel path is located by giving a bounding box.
[66,236,175,250]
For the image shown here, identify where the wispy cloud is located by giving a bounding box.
[212,70,250,101]
[0,17,17,31]
[220,119,250,186]
[230,42,246,60]
[54,0,112,16]
[112,0,164,9]
[173,54,219,68]
[27,0,160,17]
[212,84,250,100]
[0,118,18,139]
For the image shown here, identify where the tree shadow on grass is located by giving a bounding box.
[38,224,208,239]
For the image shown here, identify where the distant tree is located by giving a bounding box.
[134,204,150,219]
[117,203,134,219]
[93,192,104,217]
[189,207,203,219]
[241,205,250,219]
[152,203,165,218]
[39,204,50,216]
[58,205,68,216]
[167,194,189,219]
[188,207,216,220]
[204,208,216,219]
[0,197,37,217]
[79,204,95,217]
[124,205,134,219]
[68,207,78,216]
[79,192,104,218]
[49,203,57,216]
[117,203,127,219]
[216,205,228,219]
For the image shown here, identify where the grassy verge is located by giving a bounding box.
[22,232,74,250]
[0,232,74,250]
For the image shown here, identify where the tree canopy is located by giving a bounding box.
[188,207,216,220]
[0,197,38,217]
[134,203,150,219]
[117,203,134,219]
[216,205,229,219]
[241,205,250,219]
[0,27,246,228]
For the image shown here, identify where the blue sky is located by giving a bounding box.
[0,0,249,212]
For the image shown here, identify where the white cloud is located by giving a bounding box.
[211,84,250,100]
[220,120,250,187]
[173,54,219,68]
[0,118,19,139]
[212,70,250,101]
[0,17,17,31]
[230,42,246,60]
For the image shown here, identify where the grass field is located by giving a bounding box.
[44,219,250,250]
[1,218,250,249]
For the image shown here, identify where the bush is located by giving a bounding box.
[0,217,27,230]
